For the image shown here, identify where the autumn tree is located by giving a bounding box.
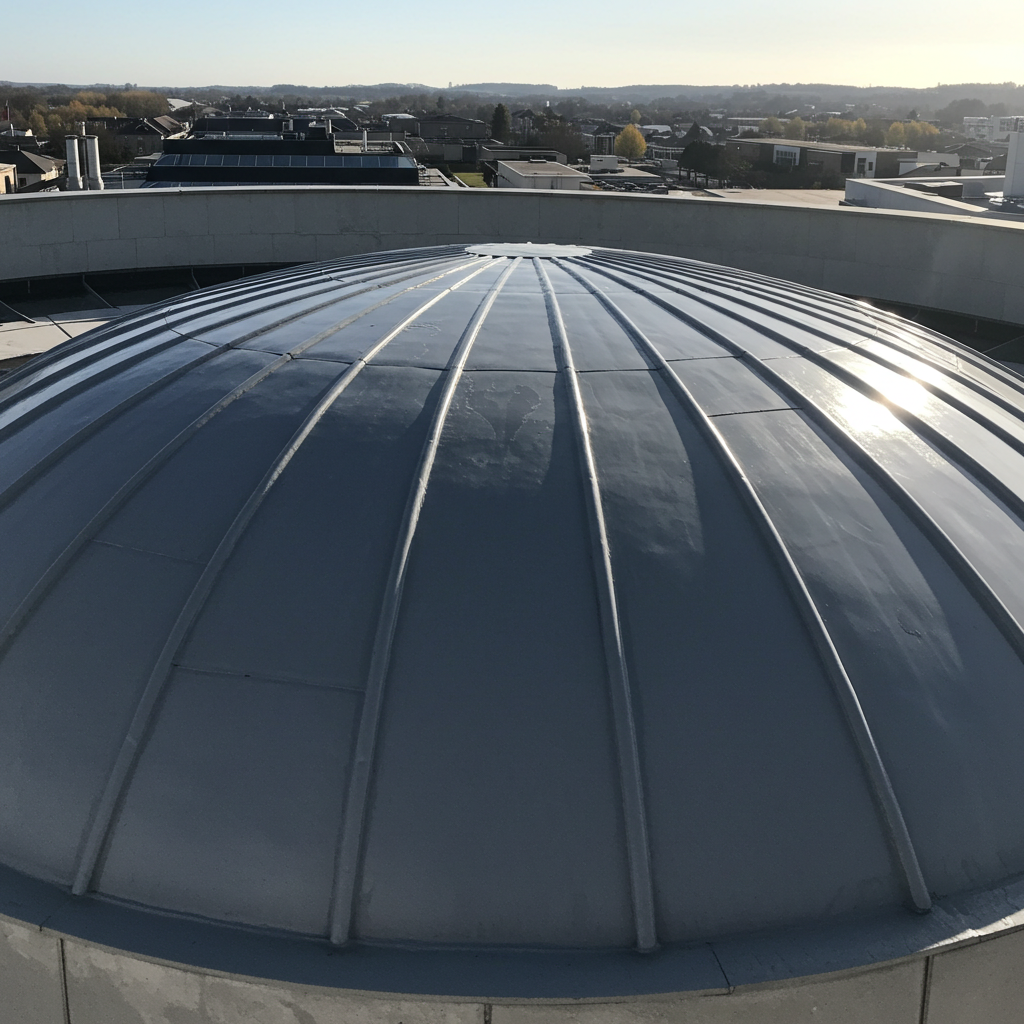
[884,120,939,148]
[614,123,647,162]
[759,116,783,136]
[630,108,643,123]
[490,103,511,143]
[783,116,806,140]
[823,117,850,139]
[885,122,907,147]
[904,120,940,148]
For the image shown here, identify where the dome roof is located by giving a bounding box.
[3,243,1024,994]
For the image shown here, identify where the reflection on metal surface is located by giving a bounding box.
[557,257,932,914]
[3,244,1024,995]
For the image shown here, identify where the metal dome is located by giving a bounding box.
[3,242,1024,996]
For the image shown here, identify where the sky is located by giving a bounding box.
[4,0,1021,90]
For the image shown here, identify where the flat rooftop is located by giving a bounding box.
[498,161,590,177]
[730,138,916,155]
[673,187,846,207]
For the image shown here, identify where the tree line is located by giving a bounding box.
[2,87,170,139]
[756,116,941,148]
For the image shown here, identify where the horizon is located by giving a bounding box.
[2,78,1021,99]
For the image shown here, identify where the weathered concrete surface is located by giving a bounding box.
[491,961,924,1024]
[1,187,1022,326]
[924,927,1024,1024]
[0,915,67,1023]
[5,923,1024,1023]
[0,310,125,368]
[63,939,486,1024]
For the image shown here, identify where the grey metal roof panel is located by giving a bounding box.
[4,243,1024,993]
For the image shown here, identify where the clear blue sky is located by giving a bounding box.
[4,0,1020,90]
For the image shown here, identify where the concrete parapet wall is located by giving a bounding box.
[1,186,1023,326]
[4,912,1024,1023]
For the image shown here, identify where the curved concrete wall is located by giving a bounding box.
[3,912,1024,1024]
[1,186,1022,326]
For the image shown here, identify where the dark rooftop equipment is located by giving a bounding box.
[4,244,1024,997]
[144,136,418,187]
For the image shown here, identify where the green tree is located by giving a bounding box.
[783,117,806,140]
[490,103,511,143]
[933,98,988,124]
[538,123,586,161]
[614,123,647,162]
[759,116,783,136]
[630,108,643,124]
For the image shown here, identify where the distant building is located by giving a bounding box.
[0,150,63,189]
[144,130,421,188]
[479,145,566,165]
[0,161,15,194]
[0,128,44,154]
[495,159,590,190]
[414,115,489,141]
[963,115,1024,143]
[946,142,1003,172]
[510,109,535,136]
[725,116,768,135]
[579,122,624,155]
[193,114,359,134]
[85,116,187,155]
[727,137,920,178]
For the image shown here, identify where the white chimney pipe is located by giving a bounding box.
[84,135,104,190]
[65,136,84,190]
[362,129,367,153]
[1006,132,1024,200]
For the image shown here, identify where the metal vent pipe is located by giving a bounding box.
[64,136,84,190]
[1006,132,1024,199]
[84,136,104,190]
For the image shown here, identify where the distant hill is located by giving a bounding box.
[3,79,1020,117]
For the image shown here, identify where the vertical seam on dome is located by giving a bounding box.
[558,258,933,915]
[0,261,492,666]
[327,256,521,946]
[69,258,497,900]
[535,258,659,954]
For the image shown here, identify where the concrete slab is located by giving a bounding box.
[0,323,72,362]
[925,928,1024,1024]
[0,915,67,1024]
[492,961,924,1024]
[63,939,486,1024]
